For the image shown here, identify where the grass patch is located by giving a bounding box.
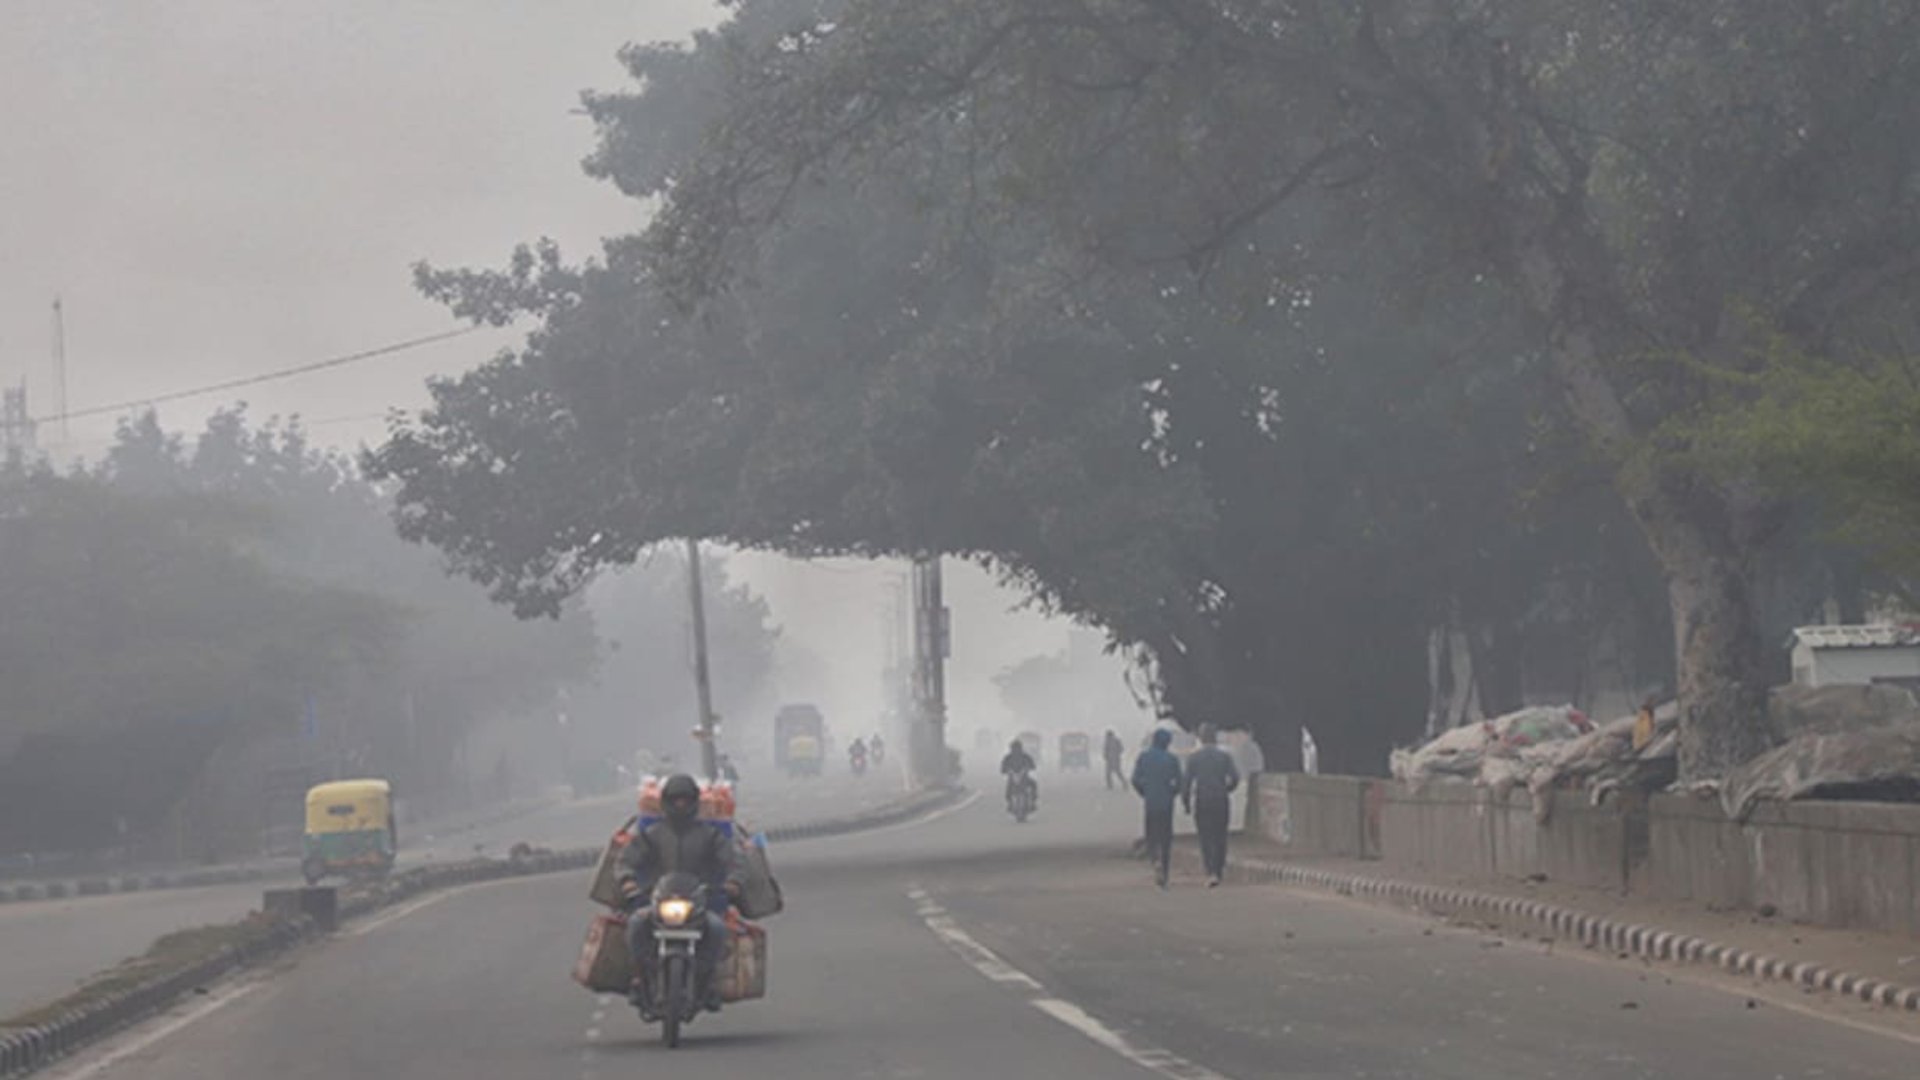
[4,914,295,1029]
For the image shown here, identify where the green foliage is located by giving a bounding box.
[1678,338,1920,585]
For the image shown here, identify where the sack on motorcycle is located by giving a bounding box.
[586,818,638,909]
[572,913,631,993]
[718,919,767,1002]
[732,829,784,918]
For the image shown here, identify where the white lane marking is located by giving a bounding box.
[51,978,269,1078]
[909,886,1236,1080]
[1031,998,1231,1080]
[344,888,460,936]
[585,1027,601,1041]
[50,875,524,1074]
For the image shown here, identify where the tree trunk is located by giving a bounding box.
[1653,508,1775,778]
[1466,620,1525,718]
[1498,203,1777,779]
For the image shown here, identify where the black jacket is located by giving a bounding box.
[614,818,741,895]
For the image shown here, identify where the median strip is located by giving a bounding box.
[0,784,968,1078]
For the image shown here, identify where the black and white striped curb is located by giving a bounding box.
[1200,851,1920,1013]
[0,785,966,1077]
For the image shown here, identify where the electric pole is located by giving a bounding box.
[909,555,951,785]
[686,538,719,782]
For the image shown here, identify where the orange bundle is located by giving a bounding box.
[638,777,736,821]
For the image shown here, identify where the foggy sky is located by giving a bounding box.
[1,0,1114,733]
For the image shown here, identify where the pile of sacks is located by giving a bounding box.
[1390,705,1594,788]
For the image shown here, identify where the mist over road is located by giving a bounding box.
[39,774,1919,1080]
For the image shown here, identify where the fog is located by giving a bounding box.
[0,0,1145,862]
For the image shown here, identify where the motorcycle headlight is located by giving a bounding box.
[657,898,695,927]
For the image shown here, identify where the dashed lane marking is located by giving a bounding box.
[906,886,1235,1079]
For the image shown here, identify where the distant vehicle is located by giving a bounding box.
[1016,731,1044,766]
[774,704,827,778]
[302,778,396,885]
[1058,732,1092,771]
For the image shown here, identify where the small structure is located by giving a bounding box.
[1788,624,1920,688]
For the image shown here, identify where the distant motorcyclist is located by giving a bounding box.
[616,774,742,1012]
[848,737,869,775]
[1000,739,1038,808]
[869,733,886,767]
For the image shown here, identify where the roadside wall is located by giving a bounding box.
[1247,773,1920,937]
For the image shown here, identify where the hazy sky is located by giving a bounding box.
[1,0,1102,733]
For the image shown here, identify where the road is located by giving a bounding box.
[0,771,903,1020]
[39,771,1920,1080]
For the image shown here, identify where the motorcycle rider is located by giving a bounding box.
[1000,738,1038,809]
[616,774,742,1013]
[848,737,869,774]
[870,733,886,767]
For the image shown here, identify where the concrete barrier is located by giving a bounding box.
[1250,774,1378,858]
[1254,772,1920,937]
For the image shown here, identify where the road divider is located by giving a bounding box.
[0,784,968,1078]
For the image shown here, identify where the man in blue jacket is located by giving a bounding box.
[1131,728,1184,888]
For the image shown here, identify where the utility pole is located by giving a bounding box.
[686,538,719,782]
[909,555,951,785]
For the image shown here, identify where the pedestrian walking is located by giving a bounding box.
[1131,728,1183,888]
[1103,729,1126,790]
[1184,724,1241,887]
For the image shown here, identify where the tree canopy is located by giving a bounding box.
[371,1,1920,779]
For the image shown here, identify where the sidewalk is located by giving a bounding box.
[1196,834,1920,1010]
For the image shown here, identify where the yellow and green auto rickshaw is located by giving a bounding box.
[302,779,397,885]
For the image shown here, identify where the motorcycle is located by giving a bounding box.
[870,738,886,768]
[1006,768,1038,823]
[632,871,714,1048]
[849,747,868,777]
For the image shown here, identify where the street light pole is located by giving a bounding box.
[686,538,719,782]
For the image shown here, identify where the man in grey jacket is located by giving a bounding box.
[1183,724,1241,887]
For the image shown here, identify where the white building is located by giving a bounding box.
[1788,625,1920,688]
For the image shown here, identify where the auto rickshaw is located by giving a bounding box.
[302,778,397,885]
[774,704,827,778]
[784,734,822,777]
[1058,732,1092,771]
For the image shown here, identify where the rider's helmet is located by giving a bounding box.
[661,773,702,827]
[1009,739,1023,753]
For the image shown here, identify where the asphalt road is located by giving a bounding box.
[0,771,904,1020]
[38,772,1920,1079]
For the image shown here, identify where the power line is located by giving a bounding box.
[32,326,484,426]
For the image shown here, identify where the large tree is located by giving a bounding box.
[621,0,1920,778]
[367,4,1679,778]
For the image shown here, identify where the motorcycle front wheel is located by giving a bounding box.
[661,953,687,1048]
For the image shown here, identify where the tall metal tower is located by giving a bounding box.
[50,297,69,444]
